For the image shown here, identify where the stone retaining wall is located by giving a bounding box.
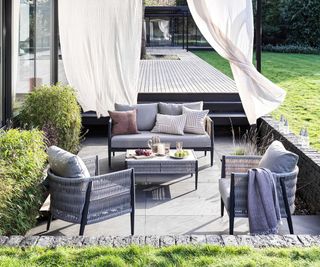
[259,116,320,213]
[0,235,320,248]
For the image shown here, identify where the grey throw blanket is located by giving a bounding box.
[248,168,281,235]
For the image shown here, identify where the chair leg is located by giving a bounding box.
[113,152,115,157]
[287,214,294,234]
[229,213,234,235]
[46,212,53,231]
[280,178,294,234]
[221,198,224,217]
[130,211,135,236]
[79,223,86,236]
[108,149,112,168]
[210,150,214,166]
[204,151,207,157]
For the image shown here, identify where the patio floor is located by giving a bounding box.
[28,136,320,237]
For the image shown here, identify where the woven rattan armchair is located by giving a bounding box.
[219,155,299,235]
[47,156,135,236]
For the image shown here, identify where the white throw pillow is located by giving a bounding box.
[182,106,209,135]
[151,114,187,135]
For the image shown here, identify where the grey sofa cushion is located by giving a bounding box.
[111,131,211,148]
[259,141,299,173]
[151,114,187,135]
[159,101,203,115]
[115,103,158,131]
[48,146,90,178]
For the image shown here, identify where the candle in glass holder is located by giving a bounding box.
[157,143,166,155]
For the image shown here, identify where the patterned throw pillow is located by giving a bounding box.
[182,106,209,135]
[151,114,187,135]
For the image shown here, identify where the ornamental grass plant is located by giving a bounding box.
[19,84,82,154]
[0,129,47,235]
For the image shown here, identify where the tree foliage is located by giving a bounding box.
[262,0,320,48]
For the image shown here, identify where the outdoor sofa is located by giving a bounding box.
[108,102,214,168]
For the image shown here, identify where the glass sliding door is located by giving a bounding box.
[13,0,53,115]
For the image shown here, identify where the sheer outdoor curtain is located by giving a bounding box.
[59,0,142,117]
[158,20,171,40]
[187,0,286,124]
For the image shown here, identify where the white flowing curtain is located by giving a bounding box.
[59,0,142,117]
[158,20,171,40]
[187,0,286,124]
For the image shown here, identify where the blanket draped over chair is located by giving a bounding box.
[248,168,281,234]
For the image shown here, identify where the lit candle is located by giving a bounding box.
[157,143,166,155]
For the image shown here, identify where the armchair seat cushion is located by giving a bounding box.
[111,131,211,148]
[219,178,230,211]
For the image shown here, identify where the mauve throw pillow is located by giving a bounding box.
[115,103,158,131]
[259,141,299,173]
[108,110,139,135]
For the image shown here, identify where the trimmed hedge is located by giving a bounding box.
[19,84,82,154]
[263,44,320,55]
[0,129,47,235]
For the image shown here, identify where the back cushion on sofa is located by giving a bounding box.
[159,102,203,115]
[259,141,299,173]
[115,103,158,131]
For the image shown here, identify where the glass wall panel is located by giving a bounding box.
[14,0,53,115]
[35,0,52,86]
[15,0,35,113]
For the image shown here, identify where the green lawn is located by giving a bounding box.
[194,51,320,151]
[1,245,320,266]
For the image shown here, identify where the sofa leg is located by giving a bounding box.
[204,151,207,157]
[113,152,115,157]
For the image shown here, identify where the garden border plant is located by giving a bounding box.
[18,84,82,154]
[0,129,47,235]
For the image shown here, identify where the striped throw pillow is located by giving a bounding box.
[183,106,209,135]
[151,114,187,135]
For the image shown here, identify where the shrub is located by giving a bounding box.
[19,84,82,153]
[0,129,47,235]
[262,44,320,55]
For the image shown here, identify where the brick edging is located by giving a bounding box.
[1,235,320,248]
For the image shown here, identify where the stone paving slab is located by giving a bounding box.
[1,235,320,248]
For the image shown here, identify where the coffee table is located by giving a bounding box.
[125,149,199,190]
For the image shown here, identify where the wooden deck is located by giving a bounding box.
[138,48,238,94]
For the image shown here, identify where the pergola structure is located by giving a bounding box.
[0,0,262,127]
